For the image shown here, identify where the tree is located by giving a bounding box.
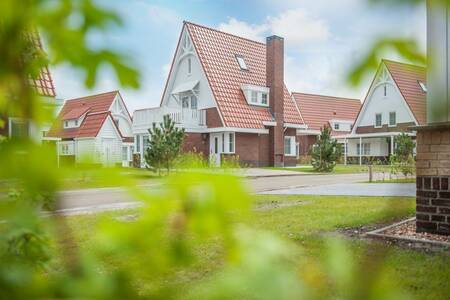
[394,132,415,161]
[145,115,185,175]
[311,126,342,172]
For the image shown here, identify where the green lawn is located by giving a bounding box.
[54,195,450,300]
[265,164,391,174]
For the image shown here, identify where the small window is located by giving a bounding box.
[236,55,248,70]
[383,84,387,97]
[222,133,225,152]
[334,123,340,130]
[187,58,192,75]
[364,143,371,155]
[284,136,295,156]
[190,95,198,110]
[389,112,396,126]
[229,133,235,153]
[75,120,78,126]
[64,121,68,128]
[418,81,427,93]
[261,93,268,105]
[375,113,382,127]
[251,91,258,103]
[182,96,190,108]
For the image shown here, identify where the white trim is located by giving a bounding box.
[388,111,397,127]
[184,127,269,134]
[296,129,321,135]
[344,131,416,139]
[263,121,277,127]
[284,123,307,129]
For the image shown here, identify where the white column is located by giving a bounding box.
[359,137,362,166]
[390,135,394,156]
[344,138,348,165]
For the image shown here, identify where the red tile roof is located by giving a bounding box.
[27,33,56,97]
[184,22,303,129]
[383,60,427,125]
[47,91,124,139]
[293,93,361,133]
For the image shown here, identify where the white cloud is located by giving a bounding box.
[217,18,268,42]
[267,9,330,44]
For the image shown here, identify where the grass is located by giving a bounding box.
[54,195,450,299]
[265,164,391,174]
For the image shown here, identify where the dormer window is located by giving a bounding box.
[74,120,78,126]
[236,55,248,70]
[241,84,270,107]
[64,121,68,128]
[418,81,427,93]
[334,123,340,130]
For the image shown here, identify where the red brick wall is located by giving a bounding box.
[298,135,317,155]
[206,108,223,128]
[183,133,209,157]
[235,133,271,167]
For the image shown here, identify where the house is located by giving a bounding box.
[0,33,63,142]
[345,59,427,164]
[132,21,306,167]
[293,93,361,158]
[47,91,134,166]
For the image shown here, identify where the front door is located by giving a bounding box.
[209,134,221,166]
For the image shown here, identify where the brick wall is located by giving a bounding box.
[416,127,450,235]
[206,108,223,128]
[235,133,271,167]
[183,133,209,157]
[298,135,317,156]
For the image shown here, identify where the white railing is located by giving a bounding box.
[133,107,206,133]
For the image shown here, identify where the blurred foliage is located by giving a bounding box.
[0,0,422,299]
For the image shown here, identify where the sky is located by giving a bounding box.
[51,0,426,112]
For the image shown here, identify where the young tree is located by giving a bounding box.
[311,126,342,172]
[394,132,415,161]
[145,115,185,175]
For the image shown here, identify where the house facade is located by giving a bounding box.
[345,60,426,164]
[133,22,305,167]
[47,91,134,166]
[293,93,361,158]
[0,33,63,142]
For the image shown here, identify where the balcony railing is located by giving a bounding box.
[133,107,206,133]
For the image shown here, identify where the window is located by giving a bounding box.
[383,84,387,97]
[122,146,128,161]
[251,91,258,103]
[261,93,268,105]
[236,55,248,70]
[187,57,192,75]
[9,119,28,138]
[375,113,382,127]
[222,134,225,152]
[334,123,340,130]
[182,96,190,108]
[229,133,235,153]
[190,95,198,110]
[136,135,141,153]
[74,120,78,126]
[284,136,296,156]
[389,112,396,126]
[143,135,150,150]
[64,121,69,128]
[418,81,427,93]
[357,143,371,155]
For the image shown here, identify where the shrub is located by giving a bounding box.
[311,126,342,172]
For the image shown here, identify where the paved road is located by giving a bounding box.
[260,183,415,197]
[56,173,377,215]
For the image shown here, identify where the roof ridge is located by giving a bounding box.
[184,20,266,46]
[65,90,119,102]
[293,92,361,102]
[382,59,426,70]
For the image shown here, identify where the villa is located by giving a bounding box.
[344,60,427,164]
[47,91,134,167]
[132,21,306,167]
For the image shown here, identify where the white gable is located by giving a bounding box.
[161,26,217,110]
[109,93,133,137]
[352,63,418,132]
[98,115,122,139]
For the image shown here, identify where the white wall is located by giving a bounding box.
[347,138,389,157]
[358,82,414,127]
[162,27,217,110]
[110,94,133,137]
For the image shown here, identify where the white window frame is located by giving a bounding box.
[228,132,235,154]
[418,81,427,93]
[334,123,340,130]
[284,136,296,157]
[251,91,258,103]
[375,113,382,128]
[235,55,248,70]
[241,85,270,107]
[261,93,268,105]
[389,111,397,127]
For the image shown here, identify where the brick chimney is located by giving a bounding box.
[266,35,285,167]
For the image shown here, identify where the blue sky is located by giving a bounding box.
[51,0,426,112]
